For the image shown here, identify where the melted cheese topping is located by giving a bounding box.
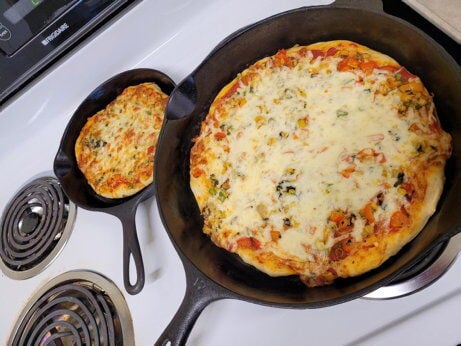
[225,63,406,256]
[190,40,451,285]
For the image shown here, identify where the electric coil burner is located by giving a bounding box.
[0,175,76,280]
[8,271,134,346]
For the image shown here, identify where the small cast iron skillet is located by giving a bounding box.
[154,0,461,344]
[54,68,175,295]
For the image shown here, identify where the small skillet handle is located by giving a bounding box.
[117,207,145,295]
[155,259,232,346]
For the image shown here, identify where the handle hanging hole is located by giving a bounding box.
[129,252,136,286]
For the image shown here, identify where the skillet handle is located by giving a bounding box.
[166,76,197,121]
[118,208,145,295]
[155,259,232,346]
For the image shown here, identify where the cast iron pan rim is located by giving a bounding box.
[182,4,461,86]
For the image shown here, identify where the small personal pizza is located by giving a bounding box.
[75,82,168,199]
[190,40,452,287]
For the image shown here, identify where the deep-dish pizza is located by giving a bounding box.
[75,82,168,199]
[190,40,452,287]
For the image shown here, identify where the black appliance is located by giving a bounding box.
[0,0,140,106]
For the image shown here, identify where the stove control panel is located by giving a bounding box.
[0,0,78,55]
[0,0,141,106]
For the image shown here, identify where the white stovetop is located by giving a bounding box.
[1,0,460,345]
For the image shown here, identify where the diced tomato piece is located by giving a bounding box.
[401,182,416,201]
[273,49,293,67]
[329,210,345,224]
[357,148,376,160]
[191,168,204,178]
[241,72,258,86]
[325,47,339,57]
[310,49,324,59]
[337,57,359,72]
[270,230,281,242]
[361,203,375,224]
[356,148,386,163]
[147,145,155,155]
[397,67,417,82]
[329,210,354,234]
[213,132,226,140]
[359,60,377,75]
[390,208,410,232]
[341,166,356,178]
[237,237,261,250]
[298,47,309,57]
[329,237,352,261]
[309,47,338,60]
[222,81,240,99]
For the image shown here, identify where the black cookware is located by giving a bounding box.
[54,68,175,295]
[154,0,461,344]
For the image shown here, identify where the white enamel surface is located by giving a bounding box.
[1,1,460,345]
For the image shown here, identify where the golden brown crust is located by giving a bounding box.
[75,82,168,198]
[190,40,452,286]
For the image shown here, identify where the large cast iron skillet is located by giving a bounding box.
[155,1,461,344]
[54,68,175,295]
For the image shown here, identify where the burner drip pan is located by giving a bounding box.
[0,176,76,279]
[365,233,461,299]
[9,271,134,346]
